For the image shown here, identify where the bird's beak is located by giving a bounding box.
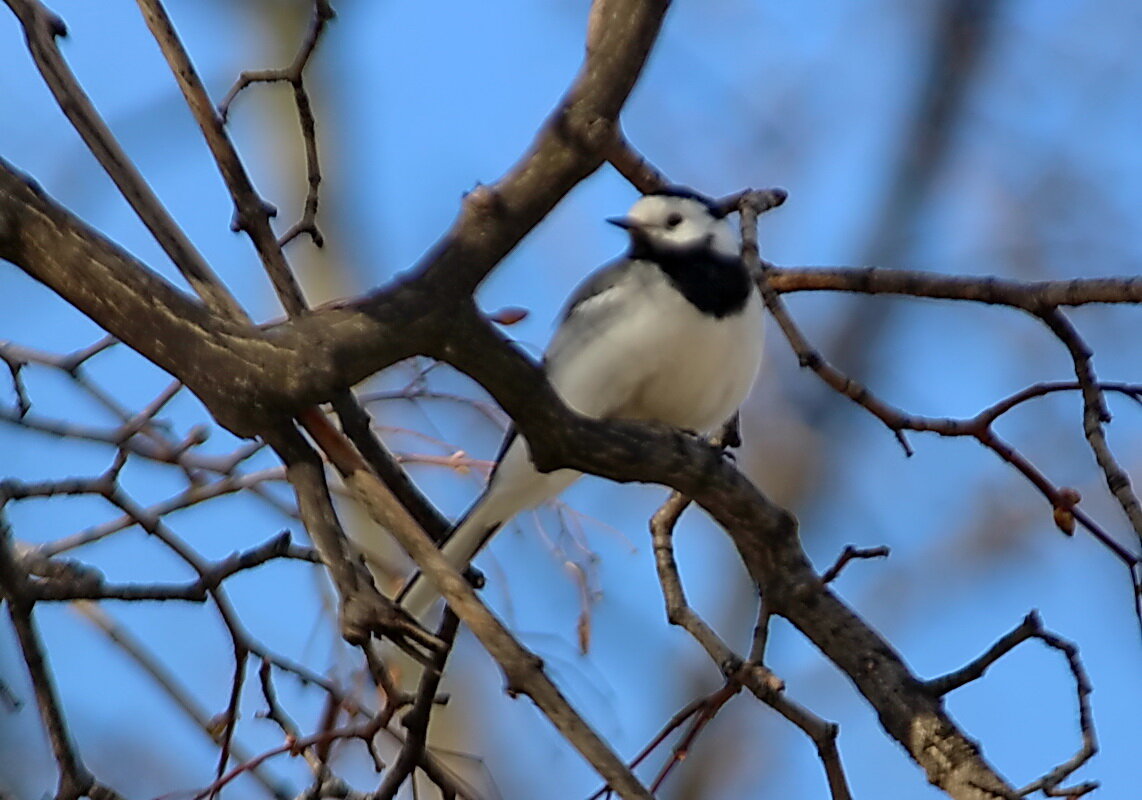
[606,215,638,231]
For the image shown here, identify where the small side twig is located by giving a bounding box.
[821,545,891,584]
[218,0,336,249]
[2,351,31,417]
[74,603,289,798]
[25,531,318,602]
[208,645,249,799]
[647,682,738,794]
[0,514,126,800]
[134,0,308,315]
[738,196,1141,616]
[1038,308,1142,551]
[604,127,669,194]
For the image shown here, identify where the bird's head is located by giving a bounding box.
[608,188,737,259]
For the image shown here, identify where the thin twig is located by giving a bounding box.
[35,468,291,557]
[646,490,852,800]
[210,645,250,798]
[190,712,391,800]
[738,198,1141,596]
[218,0,335,249]
[134,0,309,315]
[648,682,739,793]
[75,603,290,799]
[374,608,462,799]
[1038,309,1142,549]
[926,612,1098,798]
[604,128,669,194]
[24,531,317,603]
[821,545,891,584]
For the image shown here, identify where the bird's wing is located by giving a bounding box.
[556,258,636,322]
[544,259,653,377]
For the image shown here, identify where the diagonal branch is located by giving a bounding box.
[134,0,308,316]
[299,408,655,800]
[1038,308,1142,549]
[925,612,1098,798]
[2,0,248,322]
[647,491,852,800]
[736,199,1140,585]
[74,603,290,799]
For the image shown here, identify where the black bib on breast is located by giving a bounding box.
[631,240,752,318]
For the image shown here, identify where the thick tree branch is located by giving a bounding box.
[413,0,672,296]
[8,153,1142,444]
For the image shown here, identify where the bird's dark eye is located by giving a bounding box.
[665,212,683,228]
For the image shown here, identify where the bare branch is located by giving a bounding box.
[647,491,853,800]
[2,0,248,321]
[210,645,250,798]
[604,127,669,194]
[134,0,308,316]
[265,421,442,661]
[218,0,335,249]
[1038,308,1142,549]
[736,200,1141,586]
[24,531,318,602]
[74,603,290,799]
[0,514,126,800]
[374,608,461,799]
[299,408,655,800]
[768,266,1142,309]
[34,467,290,557]
[926,612,1098,799]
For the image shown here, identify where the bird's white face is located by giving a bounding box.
[617,194,738,259]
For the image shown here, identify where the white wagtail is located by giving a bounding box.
[398,188,765,617]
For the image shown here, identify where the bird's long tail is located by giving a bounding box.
[395,498,505,619]
[394,435,581,620]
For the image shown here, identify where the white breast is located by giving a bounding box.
[548,269,764,434]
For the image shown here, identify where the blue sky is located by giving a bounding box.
[3,1,1141,798]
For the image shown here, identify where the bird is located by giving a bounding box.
[397,187,765,618]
